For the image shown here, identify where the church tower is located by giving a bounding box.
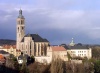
[17,9,25,50]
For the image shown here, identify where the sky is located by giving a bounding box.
[0,0,100,45]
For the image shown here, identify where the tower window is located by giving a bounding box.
[18,21,20,24]
[22,27,24,30]
[18,27,19,32]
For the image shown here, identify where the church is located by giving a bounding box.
[16,9,92,64]
[16,9,50,56]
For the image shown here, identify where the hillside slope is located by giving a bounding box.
[0,39,16,45]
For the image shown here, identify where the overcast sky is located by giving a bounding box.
[0,0,100,45]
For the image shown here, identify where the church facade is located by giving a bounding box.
[16,9,49,56]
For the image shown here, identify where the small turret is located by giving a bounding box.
[69,38,75,46]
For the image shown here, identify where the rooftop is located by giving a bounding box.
[2,45,16,49]
[0,50,9,54]
[61,44,89,50]
[22,34,49,42]
[51,46,67,51]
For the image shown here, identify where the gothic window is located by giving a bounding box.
[41,44,44,56]
[30,42,31,55]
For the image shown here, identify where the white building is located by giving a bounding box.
[65,38,92,59]
[67,46,92,59]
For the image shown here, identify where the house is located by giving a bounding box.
[47,46,68,61]
[2,45,16,56]
[0,54,6,65]
[62,38,92,59]
[67,45,92,59]
[0,50,9,58]
[17,53,29,64]
[0,45,21,57]
[16,49,21,57]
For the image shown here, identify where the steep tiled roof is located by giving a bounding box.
[51,46,67,51]
[22,34,49,42]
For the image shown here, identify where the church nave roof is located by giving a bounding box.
[21,34,49,42]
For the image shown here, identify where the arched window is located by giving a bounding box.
[22,27,24,30]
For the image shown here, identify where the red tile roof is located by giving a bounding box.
[51,46,66,51]
[0,54,4,59]
[2,45,16,49]
[16,50,21,52]
[0,54,6,64]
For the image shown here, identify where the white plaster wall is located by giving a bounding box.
[35,56,52,64]
[67,49,92,59]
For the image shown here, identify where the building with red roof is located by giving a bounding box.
[0,45,21,57]
[0,54,6,65]
[47,46,68,61]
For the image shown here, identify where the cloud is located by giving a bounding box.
[0,0,100,44]
[23,9,100,40]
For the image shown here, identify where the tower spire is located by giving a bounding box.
[19,9,22,15]
[18,9,24,19]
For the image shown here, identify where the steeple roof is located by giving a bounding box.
[18,9,24,19]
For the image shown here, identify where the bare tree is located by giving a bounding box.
[50,58,64,73]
